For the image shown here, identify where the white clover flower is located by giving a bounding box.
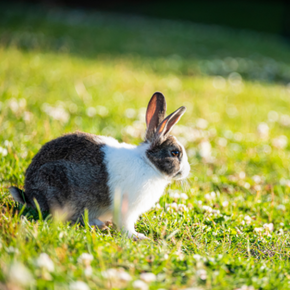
[277,204,286,211]
[125,108,136,119]
[180,193,188,200]
[196,269,207,280]
[212,76,226,90]
[124,126,138,138]
[244,182,251,189]
[204,193,211,200]
[263,223,274,232]
[222,201,229,207]
[69,103,78,113]
[177,204,189,212]
[199,140,212,160]
[237,286,255,290]
[86,107,96,117]
[244,216,251,225]
[168,202,178,211]
[234,132,243,142]
[228,175,238,182]
[140,272,156,283]
[9,262,34,287]
[193,254,202,261]
[102,268,118,279]
[78,253,93,266]
[196,118,208,129]
[226,104,239,117]
[169,192,180,199]
[202,205,213,213]
[155,203,161,209]
[205,191,216,200]
[118,271,132,282]
[123,121,145,138]
[102,268,131,282]
[6,246,18,253]
[42,104,70,123]
[36,253,54,272]
[268,110,279,122]
[239,171,246,179]
[224,130,233,139]
[9,98,20,113]
[280,114,290,127]
[84,266,92,277]
[133,280,148,290]
[138,107,146,121]
[96,105,108,117]
[0,146,8,156]
[218,137,227,147]
[257,122,269,139]
[4,140,13,147]
[70,281,90,290]
[279,178,290,187]
[252,175,262,184]
[254,227,264,233]
[272,135,288,149]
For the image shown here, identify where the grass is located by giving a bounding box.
[1,3,290,290]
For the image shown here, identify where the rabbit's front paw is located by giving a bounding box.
[130,232,148,241]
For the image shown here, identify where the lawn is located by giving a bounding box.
[1,3,290,290]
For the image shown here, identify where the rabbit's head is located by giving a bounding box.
[145,92,190,180]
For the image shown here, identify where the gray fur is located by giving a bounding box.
[146,136,183,178]
[10,131,111,223]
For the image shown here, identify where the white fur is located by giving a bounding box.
[99,136,169,237]
[94,135,189,239]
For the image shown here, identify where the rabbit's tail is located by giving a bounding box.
[9,186,32,206]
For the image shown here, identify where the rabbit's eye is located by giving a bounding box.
[171,150,180,157]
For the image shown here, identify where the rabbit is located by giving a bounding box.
[10,92,190,239]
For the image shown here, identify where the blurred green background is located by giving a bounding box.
[1,2,290,290]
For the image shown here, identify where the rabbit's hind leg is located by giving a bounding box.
[25,161,73,212]
[89,218,107,230]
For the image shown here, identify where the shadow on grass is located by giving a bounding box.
[0,185,50,221]
[10,201,50,222]
[0,3,290,84]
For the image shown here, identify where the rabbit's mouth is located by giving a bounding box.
[173,171,182,179]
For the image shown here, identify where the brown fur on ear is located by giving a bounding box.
[156,106,186,139]
[145,92,167,141]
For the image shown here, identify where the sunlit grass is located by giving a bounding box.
[1,3,290,290]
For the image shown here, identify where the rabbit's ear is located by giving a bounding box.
[145,92,167,141]
[155,106,186,140]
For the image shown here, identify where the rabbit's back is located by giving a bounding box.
[24,132,111,215]
[26,132,104,172]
